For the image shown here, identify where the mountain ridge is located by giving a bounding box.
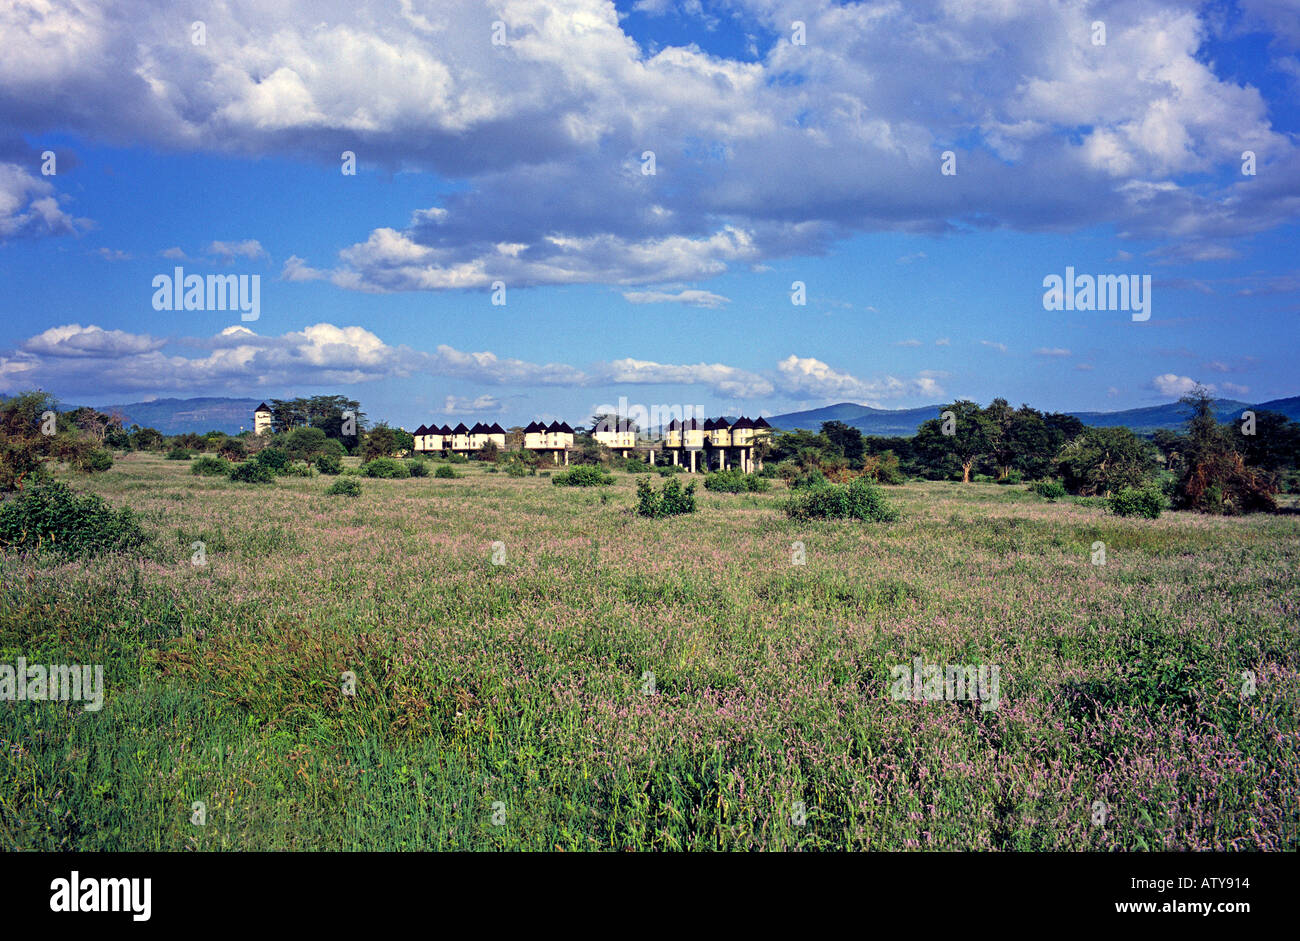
[63,394,1300,437]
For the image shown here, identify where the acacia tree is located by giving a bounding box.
[362,424,398,460]
[1054,425,1158,496]
[913,400,991,482]
[1174,387,1277,514]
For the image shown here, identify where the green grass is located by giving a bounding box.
[0,457,1296,850]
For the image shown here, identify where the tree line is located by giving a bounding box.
[763,388,1299,514]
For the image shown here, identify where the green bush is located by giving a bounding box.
[973,473,995,483]
[255,448,289,472]
[0,481,149,557]
[636,476,698,517]
[217,438,247,461]
[655,463,686,476]
[406,460,429,478]
[79,449,114,473]
[622,457,653,473]
[434,464,459,479]
[784,477,900,522]
[361,457,410,479]
[1032,479,1067,501]
[191,456,232,477]
[552,465,614,487]
[315,453,343,475]
[789,468,828,490]
[326,477,362,497]
[505,462,527,477]
[996,470,1024,485]
[165,447,192,461]
[1109,485,1165,519]
[280,461,315,478]
[704,469,769,493]
[229,461,276,484]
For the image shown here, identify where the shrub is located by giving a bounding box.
[191,456,232,477]
[655,464,686,476]
[505,462,527,477]
[217,438,247,461]
[78,449,114,473]
[255,448,290,472]
[622,457,652,473]
[784,477,900,522]
[228,461,276,484]
[326,477,362,497]
[636,476,697,517]
[1032,479,1067,501]
[406,460,429,478]
[861,451,906,485]
[165,447,192,461]
[552,465,614,487]
[434,464,459,479]
[539,471,551,478]
[1176,452,1278,515]
[1109,485,1165,519]
[789,467,828,490]
[486,466,499,473]
[0,481,149,557]
[361,457,410,479]
[315,453,343,475]
[284,427,330,462]
[704,469,769,493]
[996,470,1024,485]
[280,461,316,478]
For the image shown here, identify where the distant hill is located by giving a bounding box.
[80,397,263,435]
[767,395,1300,437]
[767,403,943,436]
[62,393,1300,438]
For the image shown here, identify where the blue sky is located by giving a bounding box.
[1,0,1297,429]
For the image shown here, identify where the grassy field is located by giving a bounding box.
[1,452,1297,850]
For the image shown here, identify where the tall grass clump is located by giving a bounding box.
[551,465,614,487]
[784,476,900,522]
[0,480,149,557]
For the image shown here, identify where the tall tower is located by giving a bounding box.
[253,402,272,436]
